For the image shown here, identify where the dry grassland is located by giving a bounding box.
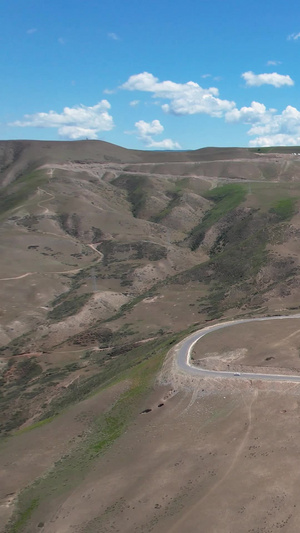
[3,142,300,532]
[192,318,300,373]
[4,381,300,533]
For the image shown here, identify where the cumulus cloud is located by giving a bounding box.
[248,106,300,136]
[247,105,300,145]
[132,119,181,150]
[242,71,294,88]
[10,101,114,139]
[135,119,164,137]
[146,138,181,149]
[225,103,300,146]
[121,71,300,147]
[121,72,235,117]
[225,101,274,124]
[287,32,300,41]
[249,134,300,147]
[57,126,99,140]
[224,98,300,147]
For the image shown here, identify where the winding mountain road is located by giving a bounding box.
[176,314,300,382]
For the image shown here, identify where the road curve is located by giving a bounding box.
[176,315,300,382]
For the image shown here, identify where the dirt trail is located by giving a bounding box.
[271,327,300,348]
[0,273,33,281]
[37,187,55,215]
[87,243,103,258]
[0,267,78,281]
[41,161,283,185]
[0,244,103,281]
[1,175,104,281]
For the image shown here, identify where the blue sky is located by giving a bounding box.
[2,0,300,149]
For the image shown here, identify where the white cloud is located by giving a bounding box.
[135,119,164,137]
[129,100,140,107]
[121,72,235,117]
[58,126,99,140]
[201,74,211,78]
[27,28,37,34]
[108,32,119,40]
[225,101,273,124]
[288,32,300,41]
[103,88,116,94]
[58,37,66,45]
[10,101,114,139]
[122,72,157,91]
[234,104,300,146]
[249,134,300,147]
[224,97,300,147]
[247,105,300,139]
[242,71,294,88]
[121,71,300,148]
[146,138,181,150]
[248,106,299,136]
[132,119,181,150]
[267,60,281,66]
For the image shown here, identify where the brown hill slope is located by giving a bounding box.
[3,141,300,532]
[0,139,289,187]
[1,140,300,434]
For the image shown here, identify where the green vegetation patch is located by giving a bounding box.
[185,228,268,286]
[6,330,193,532]
[8,498,39,533]
[175,217,270,318]
[211,232,267,282]
[15,358,42,384]
[0,170,46,219]
[0,331,34,357]
[98,240,167,265]
[91,348,165,453]
[203,233,268,318]
[189,183,247,250]
[269,197,298,221]
[47,293,91,321]
[151,179,188,223]
[112,174,149,217]
[16,416,56,435]
[175,202,297,319]
[40,335,167,419]
[57,212,80,237]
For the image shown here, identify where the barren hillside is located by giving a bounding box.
[2,141,300,532]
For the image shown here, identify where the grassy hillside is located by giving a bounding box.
[188,183,247,249]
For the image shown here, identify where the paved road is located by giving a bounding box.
[176,315,300,382]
